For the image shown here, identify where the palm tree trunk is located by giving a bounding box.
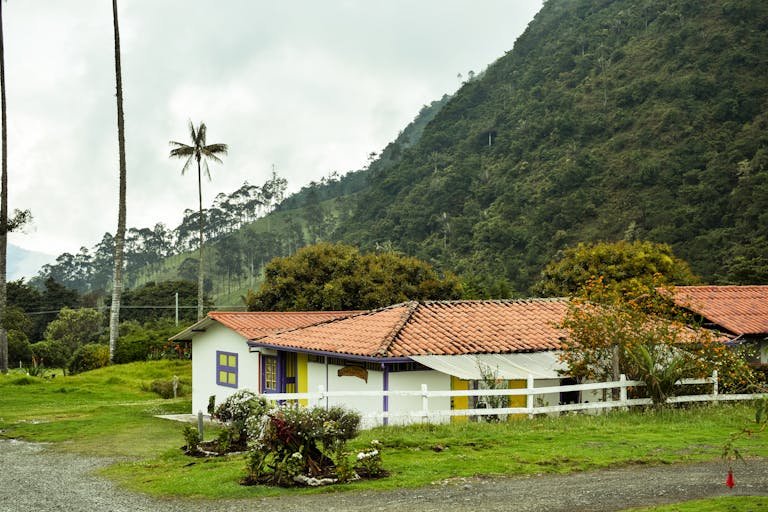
[0,1,9,374]
[196,157,204,321]
[109,0,127,363]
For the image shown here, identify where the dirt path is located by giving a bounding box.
[1,439,766,512]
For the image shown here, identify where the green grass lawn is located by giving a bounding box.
[625,496,768,511]
[1,361,766,500]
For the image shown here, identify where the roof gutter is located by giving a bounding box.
[724,334,745,347]
[247,341,412,363]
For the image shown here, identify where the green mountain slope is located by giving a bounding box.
[337,0,768,293]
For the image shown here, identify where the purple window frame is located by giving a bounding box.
[262,355,279,393]
[216,350,238,388]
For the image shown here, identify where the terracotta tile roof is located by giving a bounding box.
[248,299,569,358]
[671,285,768,336]
[207,311,361,339]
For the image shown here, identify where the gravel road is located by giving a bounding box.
[1,439,766,512]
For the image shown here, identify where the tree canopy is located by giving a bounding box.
[559,277,758,400]
[535,240,698,297]
[245,243,463,311]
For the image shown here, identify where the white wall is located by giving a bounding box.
[389,370,451,424]
[307,361,384,419]
[191,323,260,414]
[533,378,563,408]
[306,363,452,427]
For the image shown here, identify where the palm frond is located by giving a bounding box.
[197,123,207,146]
[180,155,195,175]
[202,159,212,181]
[204,143,228,156]
[187,120,197,144]
[169,143,194,155]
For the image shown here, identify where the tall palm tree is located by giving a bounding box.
[169,122,227,320]
[108,0,127,363]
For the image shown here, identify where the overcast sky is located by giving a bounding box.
[4,0,541,257]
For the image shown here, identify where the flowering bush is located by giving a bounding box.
[243,404,363,486]
[210,390,269,450]
[354,440,384,478]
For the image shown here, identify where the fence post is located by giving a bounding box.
[421,384,429,422]
[316,385,325,408]
[526,374,534,418]
[712,370,718,397]
[619,374,627,407]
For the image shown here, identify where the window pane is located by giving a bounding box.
[228,355,237,367]
[228,372,236,385]
[219,370,227,383]
[219,354,227,366]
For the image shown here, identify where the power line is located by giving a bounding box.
[22,305,248,316]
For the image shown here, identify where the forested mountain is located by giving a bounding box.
[337,0,768,293]
[29,95,451,301]
[31,0,768,303]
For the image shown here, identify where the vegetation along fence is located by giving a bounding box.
[255,371,766,426]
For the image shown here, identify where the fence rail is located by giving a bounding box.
[255,371,765,425]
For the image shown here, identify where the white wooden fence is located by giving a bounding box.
[256,371,765,426]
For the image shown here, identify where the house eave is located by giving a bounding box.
[246,341,412,364]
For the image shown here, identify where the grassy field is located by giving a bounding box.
[1,361,766,505]
[626,496,768,511]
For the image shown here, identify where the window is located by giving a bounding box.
[216,351,238,388]
[262,355,278,392]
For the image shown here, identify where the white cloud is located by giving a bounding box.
[5,0,541,255]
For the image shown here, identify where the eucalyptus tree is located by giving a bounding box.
[108,0,128,363]
[169,121,227,320]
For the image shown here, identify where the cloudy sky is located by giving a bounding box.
[4,0,541,257]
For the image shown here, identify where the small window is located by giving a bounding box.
[216,351,238,388]
[263,355,277,392]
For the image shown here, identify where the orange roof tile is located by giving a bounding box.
[207,311,360,339]
[249,300,569,358]
[672,286,768,336]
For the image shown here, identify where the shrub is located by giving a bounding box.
[8,331,33,367]
[243,404,363,486]
[212,390,269,449]
[182,425,201,455]
[354,440,384,478]
[144,377,186,399]
[30,340,69,373]
[114,319,184,363]
[68,343,110,374]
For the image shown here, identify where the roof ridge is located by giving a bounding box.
[421,297,569,305]
[375,301,420,357]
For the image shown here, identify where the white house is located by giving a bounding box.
[173,300,590,424]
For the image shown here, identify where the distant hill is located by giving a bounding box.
[335,0,768,293]
[8,244,53,281]
[31,0,768,303]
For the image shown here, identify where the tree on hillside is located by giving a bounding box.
[560,276,758,404]
[169,121,228,320]
[116,280,210,324]
[108,0,128,363]
[43,307,104,359]
[245,242,463,311]
[0,1,31,373]
[535,240,698,298]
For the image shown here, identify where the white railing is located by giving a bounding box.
[255,371,765,426]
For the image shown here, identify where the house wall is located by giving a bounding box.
[307,361,384,417]
[389,370,451,424]
[191,323,259,414]
[306,362,451,426]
